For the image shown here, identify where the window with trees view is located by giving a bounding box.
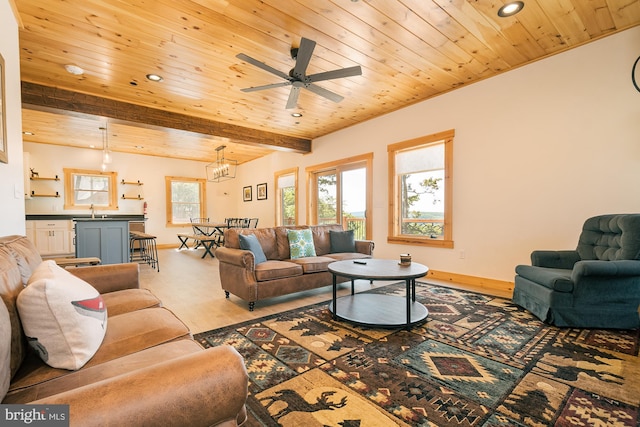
[165,176,206,226]
[63,168,118,210]
[307,153,373,240]
[275,168,298,226]
[388,130,454,248]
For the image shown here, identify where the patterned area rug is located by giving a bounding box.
[195,282,640,426]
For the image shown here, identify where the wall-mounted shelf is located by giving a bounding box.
[31,175,59,181]
[31,191,60,198]
[121,179,144,200]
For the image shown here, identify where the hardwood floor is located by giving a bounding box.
[139,247,513,334]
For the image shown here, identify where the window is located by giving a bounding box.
[307,153,373,240]
[275,168,298,225]
[63,168,118,210]
[388,129,454,248]
[165,176,206,226]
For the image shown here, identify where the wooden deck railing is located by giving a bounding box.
[316,216,443,239]
[401,218,444,236]
[319,217,367,240]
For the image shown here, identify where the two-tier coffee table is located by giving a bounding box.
[328,259,429,330]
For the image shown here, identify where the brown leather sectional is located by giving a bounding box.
[217,224,375,311]
[0,235,248,426]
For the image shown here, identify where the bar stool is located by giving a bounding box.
[129,231,159,272]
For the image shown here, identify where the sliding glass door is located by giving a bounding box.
[275,168,298,226]
[308,153,372,240]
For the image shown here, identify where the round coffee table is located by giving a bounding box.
[328,259,429,330]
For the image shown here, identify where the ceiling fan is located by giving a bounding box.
[236,37,362,109]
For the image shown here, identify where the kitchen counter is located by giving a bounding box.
[27,214,145,221]
[74,217,142,221]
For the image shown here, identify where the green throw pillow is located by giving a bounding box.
[288,229,316,259]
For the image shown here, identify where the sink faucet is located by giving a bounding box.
[90,204,95,219]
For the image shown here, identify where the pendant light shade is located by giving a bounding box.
[100,124,112,170]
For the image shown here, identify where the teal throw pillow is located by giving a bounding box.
[238,234,267,264]
[329,230,355,253]
[287,229,317,259]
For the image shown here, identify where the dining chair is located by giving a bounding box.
[190,217,210,248]
[190,217,210,234]
[226,218,245,228]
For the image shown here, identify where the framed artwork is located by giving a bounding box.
[243,185,252,202]
[257,183,267,200]
[0,53,7,164]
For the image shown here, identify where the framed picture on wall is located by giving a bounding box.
[243,185,252,202]
[0,53,7,164]
[257,183,267,200]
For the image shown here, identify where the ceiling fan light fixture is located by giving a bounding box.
[238,37,362,109]
[206,145,238,182]
[498,1,524,17]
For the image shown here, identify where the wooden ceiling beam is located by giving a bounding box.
[20,82,311,154]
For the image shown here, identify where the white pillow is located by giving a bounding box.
[17,260,107,370]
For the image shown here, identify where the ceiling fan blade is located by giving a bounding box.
[240,81,292,92]
[307,65,362,83]
[305,84,344,103]
[286,87,301,109]
[291,38,316,78]
[236,53,291,81]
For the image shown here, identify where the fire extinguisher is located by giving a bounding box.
[143,201,148,216]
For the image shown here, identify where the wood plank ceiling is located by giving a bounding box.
[15,0,640,164]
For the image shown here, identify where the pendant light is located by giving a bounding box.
[206,145,238,182]
[100,123,112,171]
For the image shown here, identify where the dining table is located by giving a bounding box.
[191,222,229,238]
[188,222,229,257]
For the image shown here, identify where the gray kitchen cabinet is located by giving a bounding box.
[75,219,129,265]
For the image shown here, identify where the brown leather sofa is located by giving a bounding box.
[216,224,374,310]
[0,235,248,426]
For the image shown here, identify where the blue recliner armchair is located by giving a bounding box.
[513,214,640,329]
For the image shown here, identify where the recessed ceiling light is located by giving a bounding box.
[291,112,302,117]
[23,131,34,135]
[64,64,84,75]
[498,1,524,17]
[146,73,163,82]
[135,145,144,149]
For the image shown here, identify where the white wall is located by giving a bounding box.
[229,153,284,228]
[0,0,26,236]
[23,142,277,243]
[23,142,225,244]
[238,27,640,282]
